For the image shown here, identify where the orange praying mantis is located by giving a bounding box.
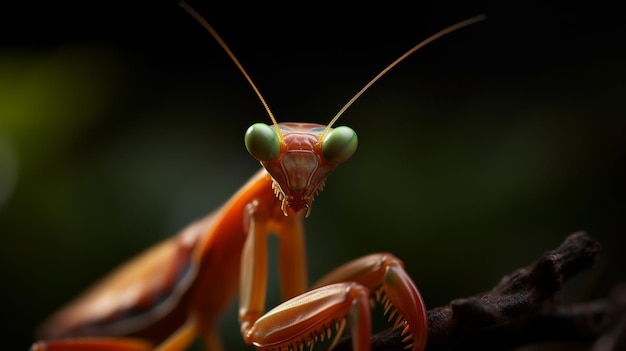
[30,3,484,351]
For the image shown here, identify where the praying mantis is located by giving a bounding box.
[29,3,484,351]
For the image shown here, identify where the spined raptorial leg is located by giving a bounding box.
[241,253,428,351]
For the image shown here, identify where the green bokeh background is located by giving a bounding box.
[1,1,624,350]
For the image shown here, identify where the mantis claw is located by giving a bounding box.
[312,253,428,351]
[243,283,372,351]
[239,253,427,351]
[380,264,428,351]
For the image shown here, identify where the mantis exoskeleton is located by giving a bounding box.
[30,4,484,351]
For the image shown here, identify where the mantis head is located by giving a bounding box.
[245,122,357,217]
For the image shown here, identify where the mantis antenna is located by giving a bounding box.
[178,0,283,139]
[179,1,485,142]
[320,14,486,140]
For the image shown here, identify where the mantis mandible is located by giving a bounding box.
[30,4,484,351]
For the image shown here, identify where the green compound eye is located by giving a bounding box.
[244,123,280,162]
[322,126,358,164]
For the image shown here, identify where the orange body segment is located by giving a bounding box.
[29,338,153,351]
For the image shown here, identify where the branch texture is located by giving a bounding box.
[333,231,624,351]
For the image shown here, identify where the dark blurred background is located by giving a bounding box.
[1,1,624,350]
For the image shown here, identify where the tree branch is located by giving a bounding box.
[333,231,625,351]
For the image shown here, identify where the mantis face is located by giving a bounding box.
[245,122,358,216]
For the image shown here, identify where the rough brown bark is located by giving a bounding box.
[333,232,625,351]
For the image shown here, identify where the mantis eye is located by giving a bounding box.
[245,123,280,162]
[322,126,358,164]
